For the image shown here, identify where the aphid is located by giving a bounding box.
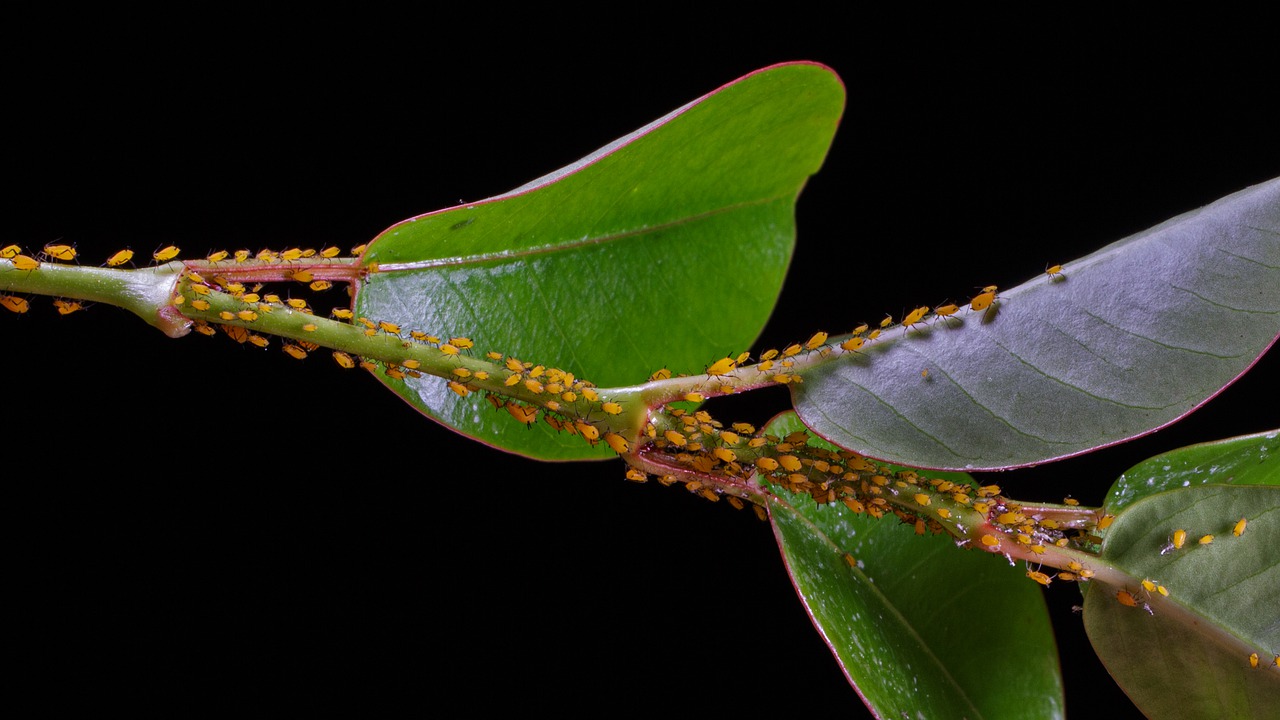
[206,250,230,263]
[574,421,600,442]
[331,308,354,320]
[1172,528,1187,549]
[0,244,21,258]
[1198,534,1214,545]
[11,254,39,270]
[840,337,865,352]
[969,289,997,312]
[902,306,929,330]
[377,320,401,335]
[706,357,737,377]
[332,351,356,369]
[1116,590,1139,607]
[933,303,960,325]
[604,432,630,454]
[1249,653,1260,669]
[759,349,779,361]
[1233,517,1247,537]
[1045,263,1064,280]
[684,392,704,403]
[879,315,893,328]
[452,368,472,379]
[1027,571,1052,586]
[358,359,378,372]
[189,283,211,296]
[980,534,1000,547]
[1,295,30,313]
[189,299,211,311]
[152,245,181,262]
[350,243,368,255]
[280,247,304,261]
[233,249,251,263]
[193,321,217,336]
[625,468,647,483]
[449,337,475,349]
[439,343,460,356]
[601,402,623,415]
[913,493,931,506]
[51,298,81,314]
[282,344,308,360]
[663,430,688,447]
[43,243,77,261]
[446,380,469,396]
[320,246,342,258]
[1141,579,1157,593]
[309,280,333,292]
[782,343,802,357]
[236,310,259,322]
[247,333,269,348]
[1097,514,1116,530]
[806,331,828,350]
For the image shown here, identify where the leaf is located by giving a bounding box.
[352,62,845,460]
[1082,482,1280,719]
[792,177,1280,471]
[1105,429,1280,512]
[766,412,1063,719]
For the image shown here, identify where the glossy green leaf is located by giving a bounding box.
[1105,429,1280,512]
[793,177,1280,471]
[353,62,844,459]
[1083,482,1280,719]
[766,412,1063,719]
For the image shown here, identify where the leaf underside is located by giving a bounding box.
[793,178,1280,471]
[354,62,845,459]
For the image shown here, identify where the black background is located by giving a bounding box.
[7,13,1278,716]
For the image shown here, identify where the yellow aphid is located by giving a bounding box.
[625,468,647,483]
[449,337,474,349]
[452,368,472,379]
[287,269,315,283]
[601,402,623,415]
[1116,590,1139,607]
[189,283,210,296]
[782,343,802,357]
[1172,529,1187,549]
[664,430,687,447]
[880,315,893,328]
[377,320,401,335]
[350,243,368,255]
[440,343,459,356]
[914,493,931,507]
[840,337,865,352]
[1,295,30,313]
[1046,263,1064,279]
[321,246,341,258]
[604,432,630,454]
[713,447,737,463]
[980,534,999,547]
[1097,514,1116,530]
[236,310,259,322]
[969,290,996,312]
[759,349,779,361]
[286,298,309,310]
[282,344,308,360]
[778,455,803,472]
[280,247,304,261]
[309,280,333,292]
[581,388,599,402]
[524,379,544,394]
[332,351,356,369]
[54,298,85,314]
[206,250,229,263]
[806,331,828,350]
[193,321,217,336]
[1198,534,1214,545]
[1027,571,1052,586]
[218,311,236,321]
[189,299,211,311]
[99,249,133,267]
[1141,579,1157,593]
[1058,572,1078,582]
[233,249,250,263]
[358,360,378,371]
[1063,497,1079,506]
[43,243,76,261]
[11,254,39,270]
[153,245,180,262]
[446,380,468,396]
[247,333,269,348]
[706,357,737,377]
[755,457,780,472]
[332,308,354,320]
[262,293,281,304]
[0,244,20,258]
[1157,585,1169,597]
[684,392,705,403]
[401,359,421,370]
[574,421,600,442]
[1233,517,1247,537]
[1250,653,1260,669]
[934,303,959,318]
[902,306,929,328]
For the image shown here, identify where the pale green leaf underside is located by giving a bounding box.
[1083,483,1280,719]
[766,412,1063,719]
[793,178,1280,471]
[354,63,844,459]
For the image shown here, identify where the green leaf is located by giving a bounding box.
[792,178,1280,471]
[1082,483,1280,719]
[1105,429,1280,512]
[766,412,1063,719]
[352,63,844,459]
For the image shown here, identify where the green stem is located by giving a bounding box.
[2,258,190,336]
